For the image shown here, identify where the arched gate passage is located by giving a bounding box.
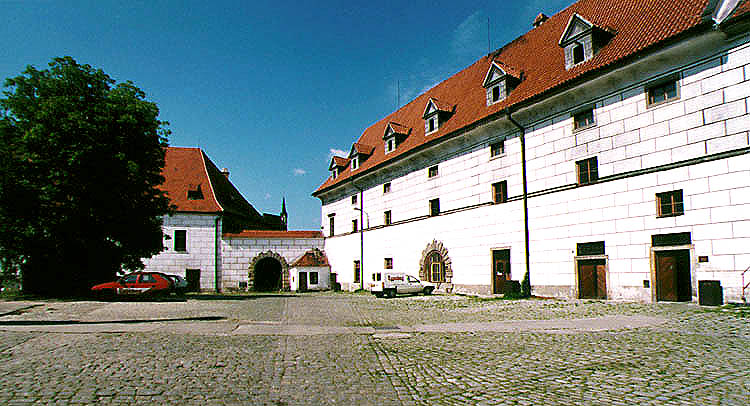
[248,251,290,291]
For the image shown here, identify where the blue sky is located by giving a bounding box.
[2,0,573,230]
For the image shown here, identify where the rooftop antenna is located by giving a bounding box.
[488,17,491,55]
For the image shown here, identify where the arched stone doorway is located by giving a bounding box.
[420,240,453,292]
[248,251,290,291]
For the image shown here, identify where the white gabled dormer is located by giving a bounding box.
[559,13,614,70]
[482,61,521,106]
[329,156,349,180]
[383,122,410,154]
[422,98,453,135]
[348,143,374,172]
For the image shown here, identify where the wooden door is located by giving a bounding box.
[656,250,691,302]
[492,250,511,294]
[298,272,308,292]
[186,269,200,292]
[578,260,606,299]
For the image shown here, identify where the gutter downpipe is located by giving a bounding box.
[353,183,364,291]
[506,109,531,296]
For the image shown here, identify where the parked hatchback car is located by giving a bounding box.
[166,274,188,295]
[91,272,173,298]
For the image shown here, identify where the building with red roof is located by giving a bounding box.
[143,147,324,292]
[315,0,750,302]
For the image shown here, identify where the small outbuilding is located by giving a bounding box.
[289,249,331,292]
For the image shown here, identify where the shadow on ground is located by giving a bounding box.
[0,315,226,326]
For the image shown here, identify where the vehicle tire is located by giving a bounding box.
[386,289,396,298]
[423,287,434,295]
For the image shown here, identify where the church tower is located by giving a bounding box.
[280,198,288,231]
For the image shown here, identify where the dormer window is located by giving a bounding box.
[348,143,374,172]
[329,156,349,180]
[423,98,453,135]
[482,61,521,106]
[559,13,614,70]
[383,122,410,154]
[187,185,204,200]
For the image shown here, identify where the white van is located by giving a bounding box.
[370,272,434,298]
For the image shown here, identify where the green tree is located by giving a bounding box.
[0,57,172,296]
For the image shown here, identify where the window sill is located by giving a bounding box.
[657,213,684,218]
[572,123,597,133]
[490,153,506,161]
[646,96,680,110]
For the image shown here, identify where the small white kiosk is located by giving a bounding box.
[289,249,331,292]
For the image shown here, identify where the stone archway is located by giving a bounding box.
[419,240,453,292]
[248,251,290,291]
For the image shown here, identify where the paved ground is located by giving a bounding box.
[0,293,747,405]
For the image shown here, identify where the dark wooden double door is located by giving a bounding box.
[578,259,606,299]
[492,250,511,294]
[655,250,691,302]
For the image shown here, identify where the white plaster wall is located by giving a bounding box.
[289,266,331,291]
[142,213,219,291]
[220,237,324,290]
[320,32,750,301]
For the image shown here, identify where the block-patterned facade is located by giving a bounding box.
[316,1,750,302]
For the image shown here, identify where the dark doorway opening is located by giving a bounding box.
[298,272,308,292]
[492,249,511,294]
[656,250,692,302]
[254,257,282,291]
[186,269,201,292]
[578,259,606,299]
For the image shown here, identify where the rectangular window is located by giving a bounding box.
[492,85,501,102]
[572,43,585,64]
[386,139,394,153]
[351,194,357,205]
[309,272,318,285]
[328,215,335,236]
[490,140,505,157]
[647,79,679,106]
[429,198,440,216]
[351,157,359,170]
[492,181,508,204]
[384,210,392,226]
[576,241,605,256]
[174,230,187,252]
[428,117,436,132]
[353,261,361,283]
[428,165,439,178]
[352,219,358,232]
[384,258,393,269]
[576,157,598,185]
[332,169,338,179]
[656,190,684,217]
[573,108,595,130]
[383,182,391,194]
[372,272,381,282]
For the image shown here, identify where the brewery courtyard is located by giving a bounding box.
[0,293,747,405]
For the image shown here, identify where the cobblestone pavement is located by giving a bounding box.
[0,293,747,405]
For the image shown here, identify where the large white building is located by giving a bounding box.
[314,0,750,302]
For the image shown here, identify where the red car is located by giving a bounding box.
[91,272,173,298]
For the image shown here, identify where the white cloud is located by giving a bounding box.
[451,11,485,60]
[293,168,307,176]
[329,148,347,157]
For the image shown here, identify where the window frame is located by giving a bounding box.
[428,165,439,178]
[490,140,505,158]
[428,252,445,283]
[328,215,335,236]
[309,272,318,285]
[352,219,358,233]
[384,258,393,269]
[174,230,187,252]
[491,85,501,103]
[353,260,361,283]
[351,156,359,170]
[572,42,585,64]
[492,180,508,204]
[647,78,680,107]
[383,182,391,194]
[573,108,596,131]
[576,157,599,185]
[384,210,392,226]
[656,190,684,217]
[429,198,440,217]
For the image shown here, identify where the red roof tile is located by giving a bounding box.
[290,249,330,267]
[387,122,411,136]
[314,0,714,195]
[350,143,375,156]
[161,147,261,219]
[223,230,323,239]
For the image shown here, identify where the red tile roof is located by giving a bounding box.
[290,249,330,267]
[350,143,375,156]
[223,230,323,239]
[314,0,721,196]
[330,156,350,170]
[161,147,261,219]
[387,122,411,136]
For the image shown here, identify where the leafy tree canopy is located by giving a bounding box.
[0,56,173,295]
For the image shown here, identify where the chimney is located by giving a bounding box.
[533,13,548,27]
[221,168,230,178]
